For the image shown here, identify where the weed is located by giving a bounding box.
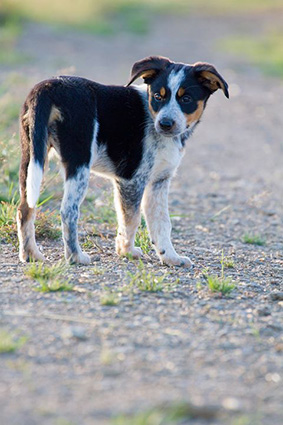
[36,194,54,207]
[0,329,27,354]
[100,290,120,306]
[135,220,151,254]
[35,279,73,293]
[25,260,65,280]
[35,210,61,240]
[25,261,73,292]
[242,233,266,246]
[222,257,235,268]
[93,266,105,275]
[0,191,18,246]
[112,400,219,424]
[250,326,261,340]
[0,181,19,204]
[127,260,165,292]
[100,347,114,365]
[0,200,17,227]
[220,251,235,268]
[199,251,236,296]
[205,274,235,295]
[82,235,94,250]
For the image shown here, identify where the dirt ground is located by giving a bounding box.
[0,10,283,425]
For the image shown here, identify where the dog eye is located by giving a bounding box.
[154,93,162,102]
[181,95,193,103]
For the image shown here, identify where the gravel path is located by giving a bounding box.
[0,11,283,425]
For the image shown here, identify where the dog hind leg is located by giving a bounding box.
[61,166,91,264]
[17,120,45,262]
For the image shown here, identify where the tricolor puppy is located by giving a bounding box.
[17,56,229,266]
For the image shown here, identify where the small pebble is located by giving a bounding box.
[269,292,283,301]
[257,307,271,316]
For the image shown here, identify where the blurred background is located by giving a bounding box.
[0,3,283,424]
[0,0,282,233]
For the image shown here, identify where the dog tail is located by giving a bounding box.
[21,91,52,208]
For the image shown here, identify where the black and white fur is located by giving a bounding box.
[17,56,229,266]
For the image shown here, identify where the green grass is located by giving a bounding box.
[0,15,28,65]
[0,329,27,354]
[242,233,266,246]
[191,0,283,13]
[2,0,282,38]
[0,0,172,35]
[100,290,120,306]
[205,274,235,295]
[25,260,66,281]
[0,202,18,246]
[35,209,61,240]
[0,186,18,246]
[0,195,17,227]
[112,401,219,424]
[83,195,116,226]
[0,94,20,132]
[220,252,235,269]
[82,235,94,250]
[93,266,105,275]
[127,260,165,292]
[221,32,283,78]
[34,279,73,293]
[135,217,151,254]
[0,77,26,205]
[25,261,73,292]
[199,251,236,296]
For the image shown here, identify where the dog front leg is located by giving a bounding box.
[142,178,193,267]
[114,180,144,259]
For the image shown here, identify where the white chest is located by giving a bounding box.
[150,137,184,182]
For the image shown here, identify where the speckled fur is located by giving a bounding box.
[17,56,228,265]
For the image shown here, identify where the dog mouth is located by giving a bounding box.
[155,124,183,138]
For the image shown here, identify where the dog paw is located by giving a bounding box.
[130,247,143,259]
[67,251,91,265]
[116,244,142,259]
[161,254,193,268]
[19,248,45,263]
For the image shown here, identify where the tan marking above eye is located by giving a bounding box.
[160,87,166,97]
[185,100,204,125]
[178,87,185,97]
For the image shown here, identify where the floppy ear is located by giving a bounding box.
[193,62,229,98]
[126,56,171,87]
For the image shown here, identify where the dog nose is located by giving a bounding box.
[159,118,175,131]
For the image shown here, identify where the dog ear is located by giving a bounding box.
[193,62,229,98]
[126,56,171,87]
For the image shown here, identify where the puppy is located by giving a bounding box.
[17,56,229,266]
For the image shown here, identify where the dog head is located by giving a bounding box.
[127,56,229,137]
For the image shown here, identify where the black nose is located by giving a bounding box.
[159,118,175,131]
